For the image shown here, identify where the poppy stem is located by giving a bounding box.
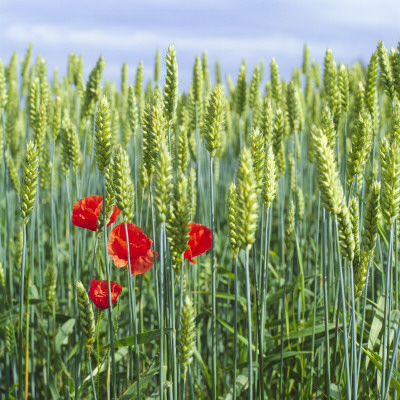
[209,155,217,400]
[87,237,99,293]
[126,268,134,381]
[124,221,140,399]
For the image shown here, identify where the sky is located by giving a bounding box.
[0,0,399,90]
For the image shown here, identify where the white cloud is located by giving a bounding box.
[1,0,398,87]
[291,0,400,30]
[3,22,306,58]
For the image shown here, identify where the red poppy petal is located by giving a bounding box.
[110,281,123,304]
[108,224,128,267]
[183,247,196,264]
[185,223,212,261]
[130,249,155,275]
[72,196,103,231]
[108,222,155,274]
[89,279,106,309]
[89,279,122,309]
[107,205,121,227]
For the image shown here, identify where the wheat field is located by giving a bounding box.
[0,41,400,399]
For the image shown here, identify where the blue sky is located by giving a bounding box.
[0,0,399,89]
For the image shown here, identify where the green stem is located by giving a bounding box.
[210,156,217,400]
[334,216,351,400]
[195,105,200,221]
[181,374,187,400]
[238,116,242,150]
[349,264,357,400]
[245,246,253,400]
[87,237,99,292]
[309,193,320,397]
[18,223,27,400]
[103,177,116,398]
[279,260,286,399]
[384,321,400,400]
[357,258,372,386]
[159,222,165,400]
[382,224,394,397]
[322,208,331,399]
[233,255,238,400]
[168,124,172,155]
[46,310,50,400]
[88,354,97,400]
[149,182,160,322]
[124,221,140,399]
[170,258,178,400]
[177,263,184,399]
[259,204,272,399]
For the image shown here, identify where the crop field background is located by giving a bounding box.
[1,2,400,400]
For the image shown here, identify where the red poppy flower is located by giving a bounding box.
[89,279,122,309]
[72,195,120,231]
[183,222,212,263]
[108,222,155,275]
